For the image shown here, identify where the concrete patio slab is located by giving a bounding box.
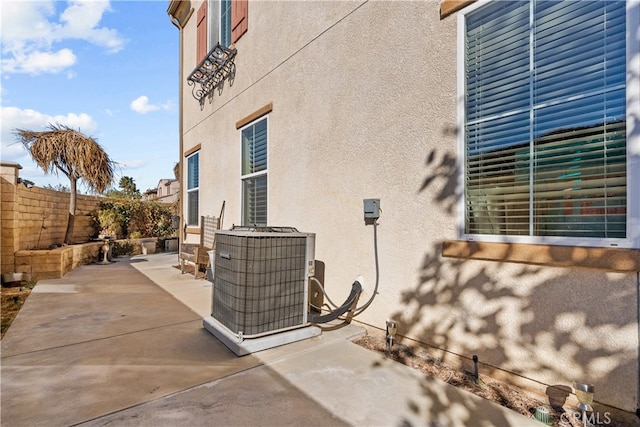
[1,253,543,427]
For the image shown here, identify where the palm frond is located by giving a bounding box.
[14,124,115,193]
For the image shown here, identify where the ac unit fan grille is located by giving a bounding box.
[213,233,308,336]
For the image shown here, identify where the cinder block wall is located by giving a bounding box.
[1,162,103,275]
[1,162,20,274]
[16,185,101,250]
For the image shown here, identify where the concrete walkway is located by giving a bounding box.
[1,252,541,426]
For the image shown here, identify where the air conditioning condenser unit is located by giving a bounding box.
[203,227,321,355]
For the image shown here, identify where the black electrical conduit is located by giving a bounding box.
[309,221,380,323]
[308,280,363,324]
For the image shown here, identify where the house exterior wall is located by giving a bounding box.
[175,1,639,412]
[153,178,179,203]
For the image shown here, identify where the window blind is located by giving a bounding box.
[243,175,267,226]
[187,152,199,190]
[464,0,626,240]
[187,152,200,226]
[242,118,267,175]
[242,118,268,226]
[187,190,199,226]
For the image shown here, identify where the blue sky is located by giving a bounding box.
[1,0,179,193]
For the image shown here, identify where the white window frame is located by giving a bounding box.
[186,151,200,227]
[240,116,269,226]
[456,0,640,249]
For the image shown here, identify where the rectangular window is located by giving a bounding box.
[241,117,268,226]
[205,0,233,50]
[458,0,639,247]
[220,0,232,47]
[186,151,200,226]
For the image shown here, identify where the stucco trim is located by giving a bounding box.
[184,144,201,158]
[442,240,640,272]
[185,227,201,235]
[236,103,273,129]
[440,0,475,18]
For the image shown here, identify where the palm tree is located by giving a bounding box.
[118,176,140,198]
[15,124,115,245]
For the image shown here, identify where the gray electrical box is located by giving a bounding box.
[363,198,380,225]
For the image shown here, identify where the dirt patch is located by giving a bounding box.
[1,282,34,339]
[354,333,593,427]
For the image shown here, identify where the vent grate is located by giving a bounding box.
[213,232,308,336]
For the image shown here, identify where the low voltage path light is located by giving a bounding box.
[573,381,594,424]
[386,320,398,353]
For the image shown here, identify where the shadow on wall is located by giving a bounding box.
[381,120,638,418]
[392,240,637,413]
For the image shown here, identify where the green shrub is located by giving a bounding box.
[111,240,134,257]
[92,199,176,239]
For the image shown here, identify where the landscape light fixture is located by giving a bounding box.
[17,178,35,189]
[573,381,594,413]
[386,319,398,353]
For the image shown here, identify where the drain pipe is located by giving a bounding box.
[167,3,192,243]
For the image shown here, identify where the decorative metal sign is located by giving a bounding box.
[187,43,237,108]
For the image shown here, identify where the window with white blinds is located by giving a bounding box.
[460,0,633,245]
[186,151,199,226]
[241,117,268,226]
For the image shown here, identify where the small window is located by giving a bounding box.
[186,151,199,226]
[241,117,268,226]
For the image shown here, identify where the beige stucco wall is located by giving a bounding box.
[178,1,639,412]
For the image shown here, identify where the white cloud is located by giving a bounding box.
[0,2,57,45]
[130,96,172,114]
[57,1,124,53]
[118,159,145,169]
[2,48,77,75]
[0,0,126,75]
[130,96,159,114]
[1,106,98,161]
